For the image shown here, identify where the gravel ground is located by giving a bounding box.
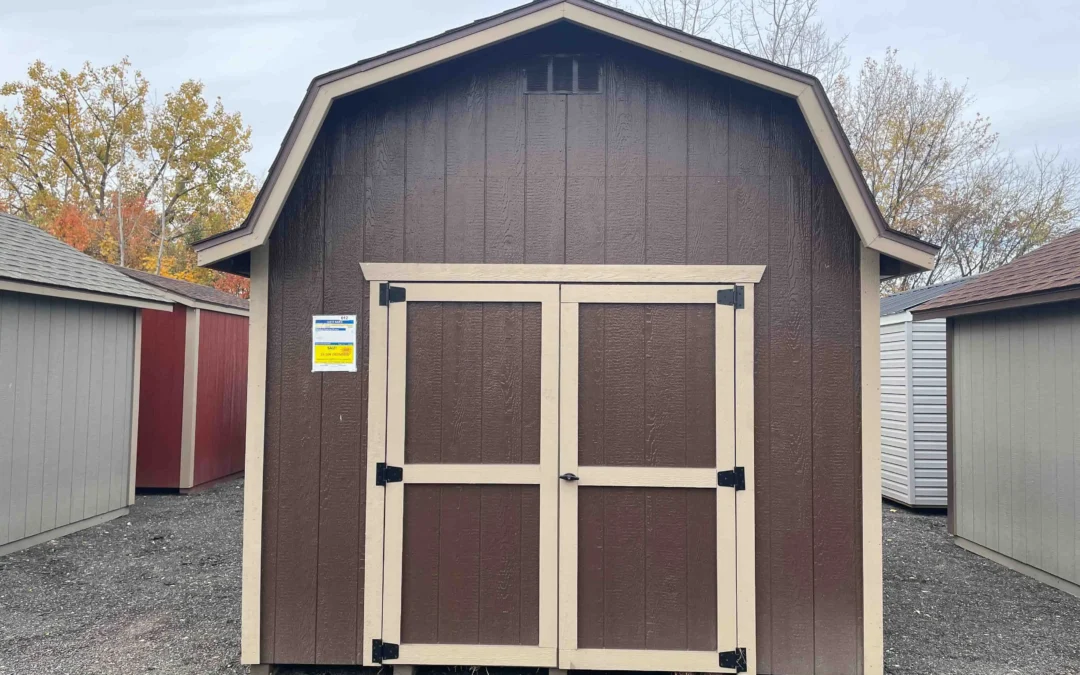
[2,480,1078,674]
[883,502,1080,675]
[0,479,244,675]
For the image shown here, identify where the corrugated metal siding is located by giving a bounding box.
[911,319,947,505]
[952,303,1080,586]
[0,291,135,549]
[880,321,910,503]
[192,310,248,487]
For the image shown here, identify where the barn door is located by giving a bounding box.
[557,284,750,673]
[377,282,559,667]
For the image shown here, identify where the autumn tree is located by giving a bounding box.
[720,0,849,95]
[834,50,1080,289]
[0,58,254,293]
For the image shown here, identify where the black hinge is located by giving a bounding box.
[719,647,747,672]
[375,462,403,486]
[717,285,744,309]
[371,639,399,663]
[378,282,406,306]
[717,467,745,491]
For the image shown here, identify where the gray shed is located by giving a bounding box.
[914,229,1080,597]
[879,278,970,507]
[0,213,172,556]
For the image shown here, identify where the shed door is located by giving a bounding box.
[558,284,742,672]
[379,283,560,667]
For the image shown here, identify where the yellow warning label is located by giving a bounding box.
[314,344,354,364]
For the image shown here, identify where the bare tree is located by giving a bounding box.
[721,0,849,94]
[609,0,728,37]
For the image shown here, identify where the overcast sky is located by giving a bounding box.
[2,0,1077,179]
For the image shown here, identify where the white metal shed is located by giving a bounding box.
[879,279,970,507]
[0,213,172,556]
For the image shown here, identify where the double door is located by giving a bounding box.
[364,280,754,673]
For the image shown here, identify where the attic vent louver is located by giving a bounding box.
[525,57,549,92]
[524,55,602,94]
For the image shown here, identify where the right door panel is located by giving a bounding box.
[559,285,743,673]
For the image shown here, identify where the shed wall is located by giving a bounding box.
[951,302,1080,586]
[259,25,864,673]
[879,316,948,507]
[910,318,947,505]
[193,309,249,487]
[134,307,187,488]
[880,320,910,503]
[0,291,136,552]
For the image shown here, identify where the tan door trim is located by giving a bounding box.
[557,284,755,673]
[860,247,883,674]
[179,306,201,489]
[373,282,560,668]
[361,262,765,284]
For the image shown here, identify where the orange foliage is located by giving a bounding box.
[213,273,250,299]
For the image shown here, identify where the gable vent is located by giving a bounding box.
[576,55,600,92]
[524,55,602,94]
[525,57,549,93]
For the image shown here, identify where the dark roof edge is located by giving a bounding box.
[912,285,1080,321]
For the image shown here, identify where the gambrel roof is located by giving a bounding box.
[194,0,938,273]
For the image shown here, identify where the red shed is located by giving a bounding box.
[116,267,250,491]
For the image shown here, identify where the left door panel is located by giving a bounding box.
[371,282,559,667]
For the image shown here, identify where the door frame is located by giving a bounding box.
[361,264,762,672]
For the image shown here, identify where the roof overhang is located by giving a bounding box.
[912,286,1080,321]
[194,0,938,273]
[151,289,250,317]
[0,278,174,312]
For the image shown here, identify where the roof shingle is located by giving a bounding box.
[114,266,248,311]
[880,277,973,317]
[0,213,170,305]
[915,229,1080,315]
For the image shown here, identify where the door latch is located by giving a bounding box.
[559,473,580,481]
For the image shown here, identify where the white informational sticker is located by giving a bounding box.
[312,315,357,372]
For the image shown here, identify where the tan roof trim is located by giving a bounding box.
[0,278,174,311]
[195,0,936,272]
[912,286,1080,321]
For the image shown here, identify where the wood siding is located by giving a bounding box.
[193,310,249,486]
[261,24,863,673]
[0,291,136,551]
[951,302,1080,586]
[135,307,187,488]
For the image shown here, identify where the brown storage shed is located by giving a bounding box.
[113,268,250,492]
[194,2,938,673]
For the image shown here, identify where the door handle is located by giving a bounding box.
[559,473,580,482]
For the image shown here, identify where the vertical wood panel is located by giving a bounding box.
[603,487,646,648]
[446,74,487,263]
[24,301,50,535]
[811,147,859,674]
[485,66,526,263]
[70,304,93,523]
[438,485,481,643]
[405,303,445,464]
[0,296,15,545]
[405,87,447,264]
[644,305,686,467]
[644,488,688,649]
[645,68,687,264]
[401,484,442,643]
[314,105,367,662]
[566,95,605,264]
[525,95,567,263]
[442,304,484,463]
[55,304,79,527]
[273,140,326,663]
[5,297,33,540]
[605,57,646,263]
[39,303,66,531]
[481,304,524,463]
[601,305,645,466]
